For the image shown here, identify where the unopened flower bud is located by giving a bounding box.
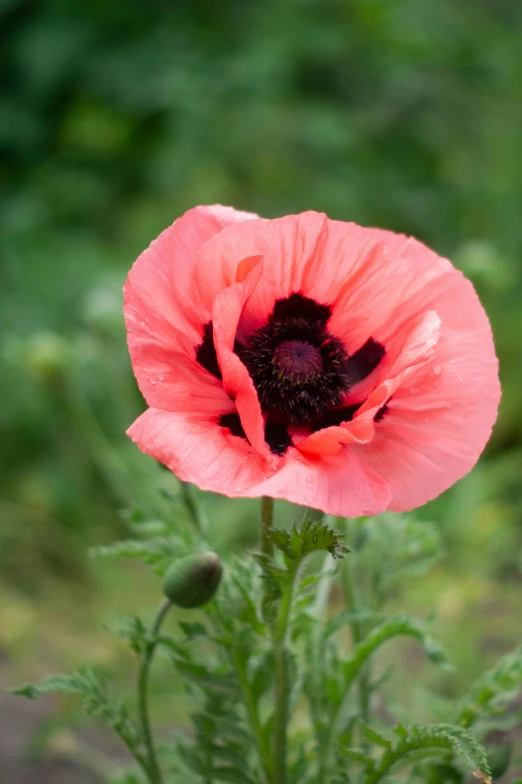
[163,551,223,609]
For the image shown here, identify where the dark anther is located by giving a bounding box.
[271,292,331,324]
[196,322,221,380]
[310,402,364,432]
[374,402,390,422]
[265,419,293,455]
[240,294,351,424]
[219,412,249,441]
[345,338,385,385]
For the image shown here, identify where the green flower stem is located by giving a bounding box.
[137,597,172,784]
[212,603,272,782]
[273,587,294,784]
[341,545,371,729]
[260,495,274,556]
[231,646,273,781]
[318,519,370,778]
[259,495,293,784]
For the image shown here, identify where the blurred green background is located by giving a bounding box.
[1,0,521,743]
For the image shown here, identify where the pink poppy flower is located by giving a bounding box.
[124,206,500,517]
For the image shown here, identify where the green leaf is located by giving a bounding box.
[487,740,512,779]
[340,747,370,764]
[104,616,148,654]
[13,670,142,757]
[364,723,491,784]
[13,674,85,699]
[344,615,452,688]
[458,648,522,727]
[173,659,239,694]
[89,536,182,574]
[355,514,442,594]
[325,609,383,639]
[248,649,275,700]
[362,723,392,750]
[178,621,209,639]
[270,518,348,562]
[176,742,206,774]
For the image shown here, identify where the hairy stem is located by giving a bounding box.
[137,598,171,784]
[260,495,275,556]
[273,588,293,784]
[212,603,272,781]
[341,545,371,729]
[259,495,293,783]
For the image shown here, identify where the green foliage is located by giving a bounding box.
[11,509,522,783]
[13,670,144,765]
[269,518,349,562]
[344,615,452,681]
[90,537,185,575]
[340,723,491,783]
[350,514,443,604]
[457,648,522,727]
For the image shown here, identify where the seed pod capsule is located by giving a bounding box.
[163,551,223,609]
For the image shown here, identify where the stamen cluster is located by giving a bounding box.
[238,294,351,425]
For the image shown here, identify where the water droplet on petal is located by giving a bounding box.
[409,387,419,395]
[433,365,442,375]
[150,378,157,385]
[158,375,164,382]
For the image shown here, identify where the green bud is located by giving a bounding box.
[163,551,223,609]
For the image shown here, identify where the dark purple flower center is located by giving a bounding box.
[273,339,323,382]
[196,292,389,455]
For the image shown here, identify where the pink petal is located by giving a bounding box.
[193,211,332,337]
[297,310,441,457]
[248,447,392,517]
[127,407,273,494]
[124,205,258,410]
[356,273,501,511]
[211,257,272,458]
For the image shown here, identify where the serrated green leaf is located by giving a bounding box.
[199,715,253,745]
[248,649,275,700]
[340,747,370,764]
[89,536,182,574]
[173,659,238,694]
[104,616,148,654]
[13,674,85,699]
[14,670,142,760]
[176,742,206,774]
[342,616,451,695]
[209,745,251,768]
[270,518,348,562]
[325,609,383,639]
[365,724,491,784]
[458,648,522,727]
[362,723,392,749]
[178,621,209,639]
